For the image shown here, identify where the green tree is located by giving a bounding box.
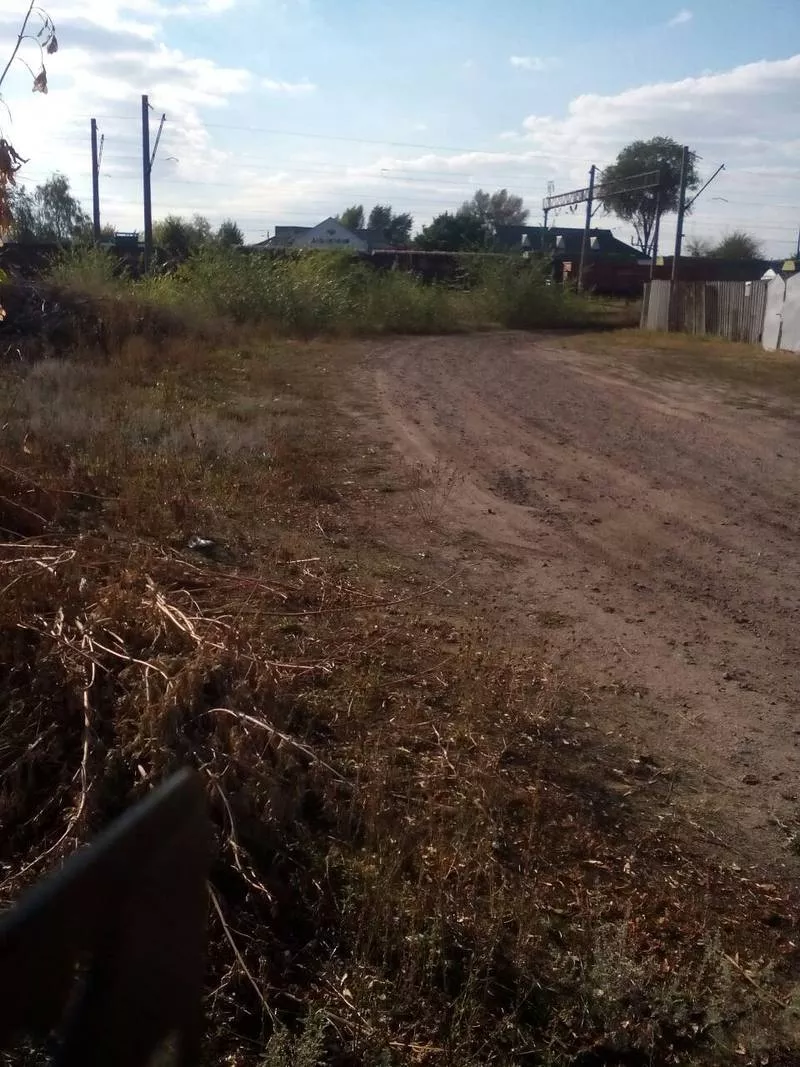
[153,214,214,259]
[191,214,212,243]
[385,211,413,246]
[365,204,413,246]
[339,204,365,231]
[367,204,393,233]
[459,188,528,234]
[599,136,700,255]
[414,211,488,251]
[712,230,762,259]
[10,174,90,242]
[216,218,243,247]
[154,216,195,259]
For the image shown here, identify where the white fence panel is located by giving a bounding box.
[779,273,800,354]
[640,279,671,330]
[762,275,786,351]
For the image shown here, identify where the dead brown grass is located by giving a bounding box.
[561,328,800,400]
[0,314,799,1066]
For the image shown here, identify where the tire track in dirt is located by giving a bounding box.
[371,333,800,863]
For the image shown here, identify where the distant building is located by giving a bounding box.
[494,224,645,261]
[249,217,398,252]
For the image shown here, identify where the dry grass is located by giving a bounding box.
[561,328,800,400]
[0,312,799,1066]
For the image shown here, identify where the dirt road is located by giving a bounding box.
[371,333,800,863]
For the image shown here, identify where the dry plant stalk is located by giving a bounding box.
[0,2,58,235]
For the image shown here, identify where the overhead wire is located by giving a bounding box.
[15,111,798,251]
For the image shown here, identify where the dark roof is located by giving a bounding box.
[495,225,642,259]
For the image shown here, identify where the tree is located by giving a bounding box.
[10,174,90,242]
[385,212,413,246]
[367,204,392,233]
[153,214,214,260]
[339,204,365,231]
[154,216,195,259]
[712,230,762,259]
[458,188,528,235]
[216,219,243,247]
[599,136,700,255]
[414,211,488,251]
[366,204,413,247]
[685,236,714,257]
[685,230,762,259]
[191,213,212,244]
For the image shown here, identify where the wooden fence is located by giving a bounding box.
[641,279,768,344]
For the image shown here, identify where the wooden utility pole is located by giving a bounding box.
[671,145,690,284]
[90,118,101,242]
[577,164,596,292]
[649,167,665,281]
[141,94,152,271]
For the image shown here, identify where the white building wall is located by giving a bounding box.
[294,218,367,252]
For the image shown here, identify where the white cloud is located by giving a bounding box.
[510,55,559,72]
[508,54,800,255]
[667,9,693,27]
[1,10,797,258]
[262,77,317,95]
[0,5,253,237]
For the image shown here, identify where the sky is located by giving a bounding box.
[0,0,798,256]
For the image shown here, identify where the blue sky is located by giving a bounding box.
[0,0,799,254]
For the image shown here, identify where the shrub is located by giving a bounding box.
[45,245,594,340]
[47,244,123,295]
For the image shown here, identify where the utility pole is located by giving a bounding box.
[671,145,690,284]
[577,164,596,292]
[90,118,101,242]
[141,94,152,271]
[795,224,800,260]
[649,167,664,281]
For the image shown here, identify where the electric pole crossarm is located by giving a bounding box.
[543,168,660,213]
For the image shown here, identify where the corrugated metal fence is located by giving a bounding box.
[641,279,768,344]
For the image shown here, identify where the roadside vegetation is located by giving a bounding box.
[0,263,798,1066]
[43,244,599,337]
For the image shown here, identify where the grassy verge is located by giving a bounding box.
[560,328,800,399]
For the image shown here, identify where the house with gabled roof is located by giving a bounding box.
[249,217,399,252]
[494,224,645,260]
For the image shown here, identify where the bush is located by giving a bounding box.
[471,257,591,329]
[46,246,593,340]
[47,244,123,295]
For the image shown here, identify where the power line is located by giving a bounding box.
[74,112,612,164]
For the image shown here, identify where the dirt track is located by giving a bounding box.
[371,333,800,863]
